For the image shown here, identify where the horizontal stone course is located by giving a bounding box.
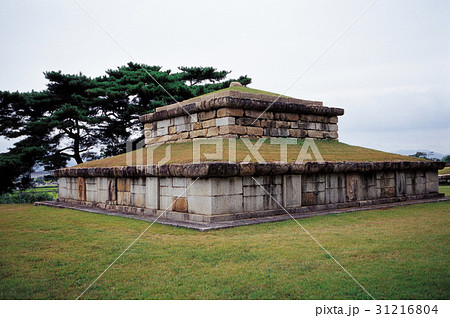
[54,161,446,178]
[56,169,444,223]
[139,96,344,124]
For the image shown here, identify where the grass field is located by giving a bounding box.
[1,189,449,300]
[440,185,450,196]
[439,167,450,175]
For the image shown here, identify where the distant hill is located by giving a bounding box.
[394,149,444,160]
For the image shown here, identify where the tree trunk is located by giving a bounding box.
[73,137,83,164]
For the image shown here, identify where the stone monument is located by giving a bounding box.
[48,84,445,229]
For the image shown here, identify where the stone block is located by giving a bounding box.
[86,190,98,202]
[216,116,236,126]
[188,179,211,196]
[302,192,317,206]
[266,128,289,137]
[396,172,407,196]
[211,177,243,195]
[192,122,202,130]
[160,177,171,187]
[190,113,198,122]
[58,177,67,189]
[245,109,273,119]
[307,130,324,138]
[160,186,172,196]
[425,171,438,184]
[219,125,246,135]
[211,194,243,214]
[326,188,340,204]
[174,116,188,126]
[77,177,86,201]
[244,195,264,211]
[157,127,168,136]
[243,185,266,197]
[188,195,212,215]
[328,124,338,131]
[172,197,188,212]
[145,177,159,209]
[329,131,338,139]
[191,129,207,138]
[157,119,171,128]
[132,193,146,207]
[207,127,219,137]
[317,191,326,204]
[329,116,338,124]
[326,174,342,188]
[289,129,306,138]
[381,187,396,198]
[283,175,302,208]
[316,116,325,123]
[202,119,216,128]
[414,182,426,195]
[246,127,263,136]
[406,183,415,196]
[236,117,259,126]
[160,196,173,211]
[107,179,116,201]
[302,174,325,192]
[173,177,187,188]
[117,191,131,205]
[168,126,177,134]
[198,110,216,121]
[171,187,187,198]
[117,178,131,192]
[426,181,439,193]
[132,177,146,188]
[96,177,109,190]
[346,174,359,201]
[259,120,270,128]
[282,113,299,121]
[275,121,290,128]
[243,176,262,186]
[217,108,244,117]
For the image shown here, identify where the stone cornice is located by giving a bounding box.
[54,161,445,178]
[139,96,344,124]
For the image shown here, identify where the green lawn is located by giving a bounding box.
[0,197,449,300]
[440,186,450,197]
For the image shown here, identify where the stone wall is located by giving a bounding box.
[143,110,339,145]
[139,91,344,145]
[57,169,442,223]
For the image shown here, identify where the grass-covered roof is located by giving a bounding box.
[73,139,423,168]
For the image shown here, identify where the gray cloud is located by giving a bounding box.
[1,0,449,156]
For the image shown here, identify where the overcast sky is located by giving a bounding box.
[1,0,449,157]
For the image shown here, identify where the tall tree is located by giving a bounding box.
[0,63,252,193]
[90,63,251,156]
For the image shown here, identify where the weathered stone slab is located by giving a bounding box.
[283,175,302,208]
[77,177,86,201]
[172,197,188,212]
[117,178,131,192]
[346,174,359,202]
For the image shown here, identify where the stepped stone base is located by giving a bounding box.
[36,195,448,231]
[52,161,444,227]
